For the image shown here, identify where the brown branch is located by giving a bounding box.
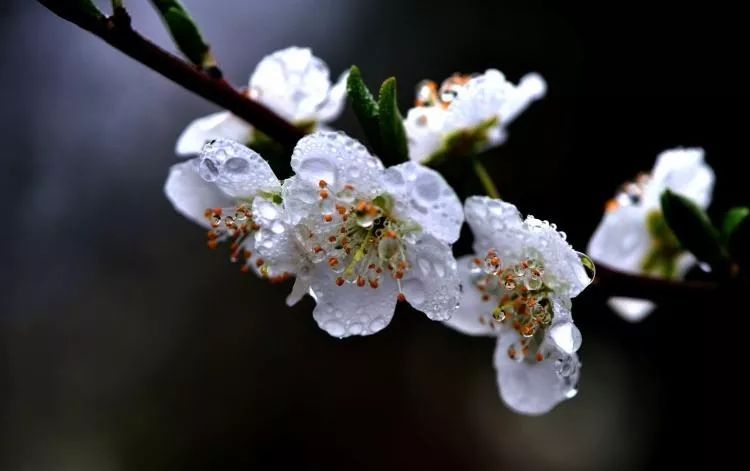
[37,0,305,148]
[591,261,733,303]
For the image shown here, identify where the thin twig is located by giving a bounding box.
[37,1,744,305]
[37,0,305,148]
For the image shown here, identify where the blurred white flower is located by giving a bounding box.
[176,47,349,155]
[165,139,292,281]
[445,197,593,415]
[587,148,715,322]
[404,70,546,163]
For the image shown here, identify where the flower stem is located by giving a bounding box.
[472,159,501,199]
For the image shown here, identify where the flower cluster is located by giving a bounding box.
[165,48,595,415]
[587,148,715,321]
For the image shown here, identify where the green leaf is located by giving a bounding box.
[727,210,750,272]
[722,207,749,245]
[150,0,218,72]
[377,77,409,163]
[346,66,381,152]
[660,190,727,270]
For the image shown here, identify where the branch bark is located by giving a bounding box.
[37,0,305,148]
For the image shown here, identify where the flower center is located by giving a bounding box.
[299,180,420,289]
[471,250,556,362]
[415,74,472,108]
[204,202,289,283]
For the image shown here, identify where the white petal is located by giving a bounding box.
[607,297,656,322]
[465,196,590,297]
[286,267,312,306]
[251,198,301,278]
[587,205,651,275]
[442,255,498,336]
[643,147,715,208]
[494,332,581,415]
[249,46,331,123]
[164,159,233,228]
[175,112,251,156]
[383,161,464,244]
[402,234,460,321]
[497,72,547,125]
[290,131,385,196]
[199,139,280,198]
[444,69,509,133]
[316,70,349,123]
[309,264,399,338]
[404,106,446,163]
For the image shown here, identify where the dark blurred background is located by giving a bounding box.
[1,1,743,469]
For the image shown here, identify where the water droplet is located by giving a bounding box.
[271,221,285,234]
[259,202,278,220]
[417,258,432,275]
[577,251,596,284]
[402,278,425,304]
[298,157,337,186]
[198,158,220,181]
[549,322,582,354]
[324,319,345,337]
[223,156,249,174]
[348,322,363,335]
[555,354,579,378]
[368,317,387,333]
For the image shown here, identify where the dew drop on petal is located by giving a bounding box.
[577,251,596,285]
[401,278,425,304]
[298,157,337,187]
[549,321,582,354]
[323,319,346,338]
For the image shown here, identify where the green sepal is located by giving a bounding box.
[660,190,727,271]
[721,207,749,246]
[150,0,217,72]
[422,116,499,167]
[347,66,382,153]
[377,77,409,163]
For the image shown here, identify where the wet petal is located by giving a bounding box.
[199,139,281,198]
[444,69,509,133]
[442,255,497,336]
[643,147,715,208]
[290,131,385,196]
[252,198,300,278]
[249,46,331,122]
[404,106,446,163]
[164,159,233,228]
[309,264,399,338]
[494,332,580,415]
[175,112,251,156]
[402,234,460,321]
[587,205,651,275]
[383,161,463,244]
[316,70,350,123]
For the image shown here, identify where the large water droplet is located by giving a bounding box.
[259,202,278,220]
[223,156,250,175]
[198,158,220,182]
[324,319,345,337]
[549,321,582,354]
[298,157,337,186]
[577,251,596,285]
[368,317,387,333]
[402,278,425,304]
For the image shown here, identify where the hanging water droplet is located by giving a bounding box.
[549,321,582,354]
[555,354,579,378]
[577,251,596,284]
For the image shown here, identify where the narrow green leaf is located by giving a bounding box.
[660,190,727,270]
[727,211,750,272]
[377,77,409,163]
[347,66,381,152]
[150,0,218,72]
[722,207,749,245]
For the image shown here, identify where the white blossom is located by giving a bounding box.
[166,132,465,339]
[164,139,292,280]
[587,148,715,322]
[175,47,349,155]
[404,70,546,163]
[445,197,593,415]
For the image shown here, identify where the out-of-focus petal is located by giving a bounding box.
[175,112,250,156]
[164,159,233,228]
